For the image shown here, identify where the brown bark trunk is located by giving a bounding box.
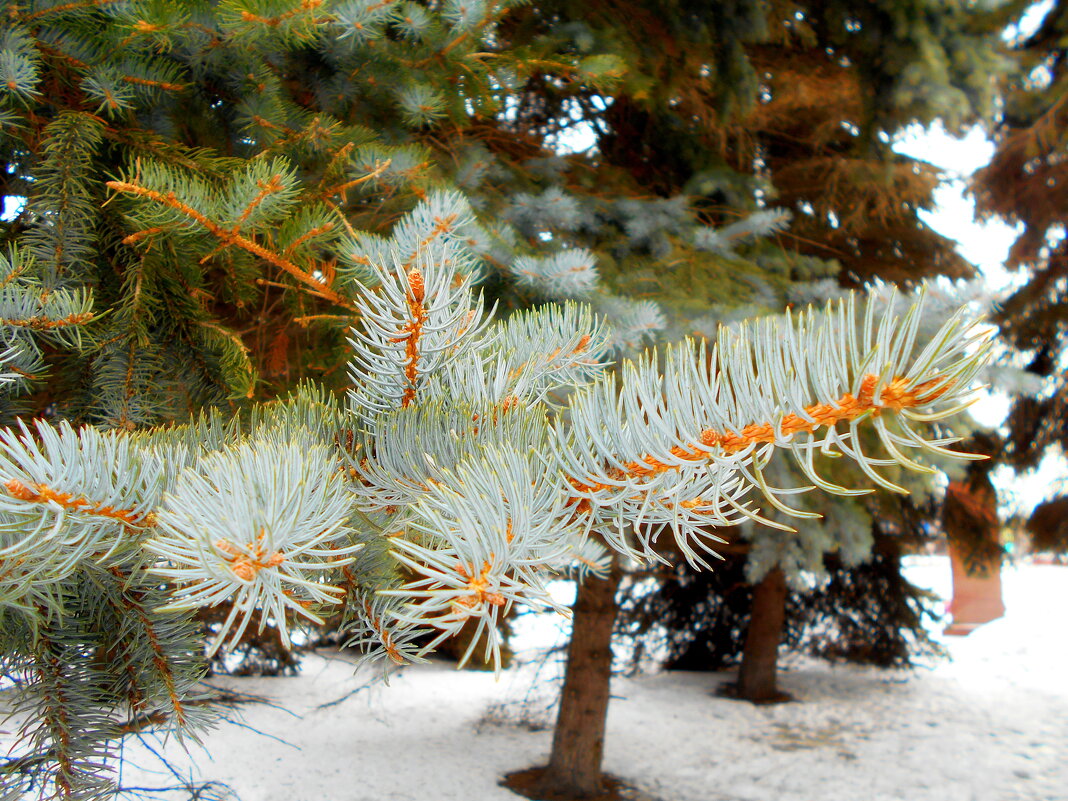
[736,566,788,703]
[536,559,623,798]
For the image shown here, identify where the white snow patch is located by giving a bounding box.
[3,559,1066,801]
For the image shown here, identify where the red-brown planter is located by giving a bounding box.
[945,542,1005,636]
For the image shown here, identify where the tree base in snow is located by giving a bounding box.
[716,681,795,705]
[502,767,664,801]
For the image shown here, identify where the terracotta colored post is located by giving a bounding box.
[945,540,1005,635]
[942,480,1005,636]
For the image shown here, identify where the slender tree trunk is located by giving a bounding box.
[536,558,623,798]
[736,566,787,703]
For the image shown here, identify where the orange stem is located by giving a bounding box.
[239,0,325,26]
[5,479,156,527]
[23,0,124,21]
[392,268,427,407]
[233,174,286,230]
[107,180,355,310]
[320,158,393,200]
[568,374,952,493]
[121,75,186,92]
[0,312,95,330]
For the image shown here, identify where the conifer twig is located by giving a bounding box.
[4,479,157,528]
[319,159,393,202]
[237,0,327,27]
[22,0,125,22]
[107,179,356,310]
[566,373,955,493]
[120,75,186,93]
[0,312,95,330]
[395,267,427,407]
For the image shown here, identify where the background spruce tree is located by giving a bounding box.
[0,3,1006,801]
[616,498,946,678]
[972,0,1068,555]
[487,10,1011,794]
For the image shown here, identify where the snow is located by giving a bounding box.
[5,558,1068,801]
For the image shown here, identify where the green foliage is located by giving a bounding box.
[973,2,1068,538]
[616,530,944,673]
[0,25,40,100]
[0,1,1014,797]
[0,190,990,799]
[23,112,105,283]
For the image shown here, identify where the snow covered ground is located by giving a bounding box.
[8,557,1068,801]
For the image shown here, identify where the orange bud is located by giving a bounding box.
[407,268,425,303]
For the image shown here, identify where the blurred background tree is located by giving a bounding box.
[973,0,1068,556]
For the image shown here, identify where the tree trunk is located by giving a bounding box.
[736,566,787,703]
[536,559,623,798]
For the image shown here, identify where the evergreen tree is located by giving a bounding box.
[972,0,1068,554]
[478,3,1009,789]
[489,14,1011,780]
[616,499,945,677]
[0,3,999,800]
